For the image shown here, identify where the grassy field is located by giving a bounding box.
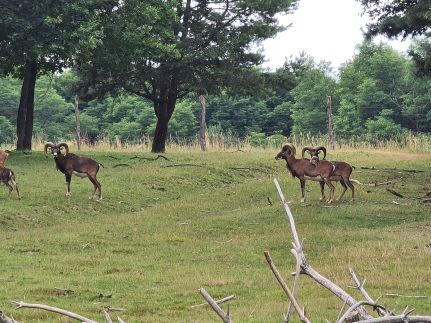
[0,148,430,322]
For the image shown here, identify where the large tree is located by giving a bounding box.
[358,0,430,39]
[76,0,299,152]
[359,0,431,77]
[0,0,115,150]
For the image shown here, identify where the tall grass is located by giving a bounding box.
[2,131,430,153]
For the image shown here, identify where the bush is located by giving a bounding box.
[0,116,15,144]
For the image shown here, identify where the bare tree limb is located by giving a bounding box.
[103,309,113,323]
[11,301,97,323]
[0,309,18,323]
[349,268,386,316]
[264,251,311,323]
[190,295,235,309]
[273,178,373,320]
[355,315,431,322]
[198,288,233,323]
[384,293,429,299]
[338,301,386,323]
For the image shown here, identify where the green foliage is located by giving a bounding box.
[169,101,199,139]
[409,36,431,78]
[249,132,267,147]
[333,99,363,138]
[0,0,116,77]
[365,109,407,142]
[291,64,337,136]
[359,0,430,38]
[0,116,14,144]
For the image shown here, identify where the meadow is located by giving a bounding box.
[0,146,430,322]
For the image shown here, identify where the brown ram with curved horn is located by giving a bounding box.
[275,143,336,203]
[302,146,356,201]
[45,142,103,200]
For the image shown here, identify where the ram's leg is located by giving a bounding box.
[319,181,325,201]
[324,179,335,204]
[346,179,355,201]
[6,183,13,197]
[8,177,20,200]
[15,183,21,200]
[300,178,306,203]
[337,180,348,201]
[65,174,72,196]
[88,176,102,201]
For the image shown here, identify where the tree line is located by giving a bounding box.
[0,0,429,151]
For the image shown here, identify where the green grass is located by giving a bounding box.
[0,149,430,322]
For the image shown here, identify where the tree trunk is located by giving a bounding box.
[75,96,82,150]
[16,60,37,151]
[199,95,207,151]
[152,117,169,153]
[151,99,175,153]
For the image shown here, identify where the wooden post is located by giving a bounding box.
[326,95,335,150]
[198,95,207,151]
[74,96,82,150]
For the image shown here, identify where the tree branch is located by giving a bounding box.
[264,251,311,323]
[198,288,232,323]
[11,301,97,323]
[273,178,373,320]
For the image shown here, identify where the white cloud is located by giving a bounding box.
[261,0,411,70]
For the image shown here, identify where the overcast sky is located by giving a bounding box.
[261,0,411,71]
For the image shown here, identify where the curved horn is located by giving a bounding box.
[57,142,69,155]
[44,142,55,155]
[316,146,327,160]
[301,146,314,158]
[283,143,296,156]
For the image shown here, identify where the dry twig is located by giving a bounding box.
[191,295,235,309]
[198,288,232,323]
[264,251,310,323]
[274,178,373,320]
[11,301,97,323]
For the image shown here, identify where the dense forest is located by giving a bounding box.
[0,0,430,150]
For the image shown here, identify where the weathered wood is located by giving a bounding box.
[199,95,207,152]
[0,309,18,323]
[326,95,335,150]
[338,301,385,323]
[75,96,82,150]
[199,288,232,323]
[264,251,311,323]
[191,294,235,309]
[274,178,373,320]
[12,301,97,323]
[349,268,386,316]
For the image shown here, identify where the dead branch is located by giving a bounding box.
[273,179,303,322]
[361,167,424,173]
[198,288,232,323]
[264,251,311,323]
[337,301,386,323]
[385,188,404,198]
[191,295,235,309]
[11,301,97,323]
[113,163,132,168]
[349,268,386,316]
[131,155,170,161]
[355,315,431,322]
[384,293,429,299]
[0,309,18,323]
[274,178,373,320]
[103,309,113,323]
[164,164,206,168]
